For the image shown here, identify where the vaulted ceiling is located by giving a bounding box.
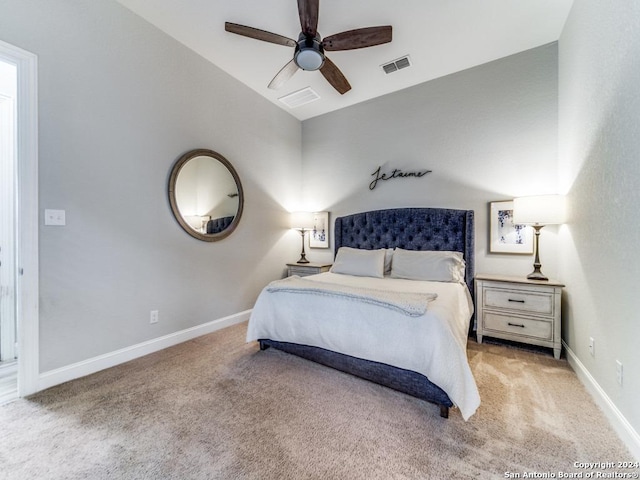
[116,0,574,120]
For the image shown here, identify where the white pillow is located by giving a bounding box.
[331,247,386,278]
[390,248,465,283]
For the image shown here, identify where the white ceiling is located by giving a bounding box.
[116,0,574,121]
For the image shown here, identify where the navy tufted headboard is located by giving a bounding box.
[334,208,475,296]
[206,216,234,234]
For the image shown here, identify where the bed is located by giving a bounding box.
[247,208,480,420]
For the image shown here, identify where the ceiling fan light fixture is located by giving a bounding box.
[295,48,324,70]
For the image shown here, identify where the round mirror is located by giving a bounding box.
[168,149,244,242]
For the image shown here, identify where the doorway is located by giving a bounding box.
[0,39,39,401]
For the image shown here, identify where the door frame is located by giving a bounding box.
[0,39,39,396]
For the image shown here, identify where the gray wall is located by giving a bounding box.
[301,44,561,279]
[0,0,301,371]
[559,0,640,436]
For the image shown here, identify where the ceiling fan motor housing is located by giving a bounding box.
[294,32,325,71]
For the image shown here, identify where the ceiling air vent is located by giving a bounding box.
[278,87,320,109]
[381,55,412,74]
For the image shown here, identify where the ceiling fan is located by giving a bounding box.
[225,0,392,95]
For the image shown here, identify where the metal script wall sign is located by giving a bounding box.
[369,166,433,190]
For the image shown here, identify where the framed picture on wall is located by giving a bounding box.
[489,201,533,254]
[310,211,329,249]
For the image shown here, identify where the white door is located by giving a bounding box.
[0,61,17,365]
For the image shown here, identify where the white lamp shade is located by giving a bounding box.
[291,211,315,230]
[513,194,567,225]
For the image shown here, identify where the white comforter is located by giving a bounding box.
[247,272,480,420]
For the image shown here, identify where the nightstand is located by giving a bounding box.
[475,274,564,359]
[286,262,332,277]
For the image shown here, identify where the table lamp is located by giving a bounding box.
[513,194,566,281]
[291,211,315,264]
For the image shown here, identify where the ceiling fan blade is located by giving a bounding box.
[297,0,319,37]
[323,26,392,51]
[319,57,351,95]
[268,59,300,90]
[225,22,296,47]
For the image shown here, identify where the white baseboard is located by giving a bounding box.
[563,341,640,461]
[37,310,251,392]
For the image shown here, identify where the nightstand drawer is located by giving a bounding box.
[288,266,316,277]
[287,263,332,277]
[483,312,552,341]
[484,287,554,316]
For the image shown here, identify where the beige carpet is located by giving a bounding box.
[0,322,633,479]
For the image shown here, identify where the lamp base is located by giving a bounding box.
[526,267,548,281]
[297,228,310,264]
[527,225,548,281]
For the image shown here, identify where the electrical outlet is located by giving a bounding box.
[150,310,159,324]
[616,360,623,386]
[588,337,595,357]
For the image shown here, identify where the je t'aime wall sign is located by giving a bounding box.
[369,166,433,190]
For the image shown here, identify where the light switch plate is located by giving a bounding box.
[44,209,66,226]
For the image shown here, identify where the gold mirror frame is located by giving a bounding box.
[168,149,244,242]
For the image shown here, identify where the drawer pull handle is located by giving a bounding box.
[508,299,525,303]
[508,322,526,328]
